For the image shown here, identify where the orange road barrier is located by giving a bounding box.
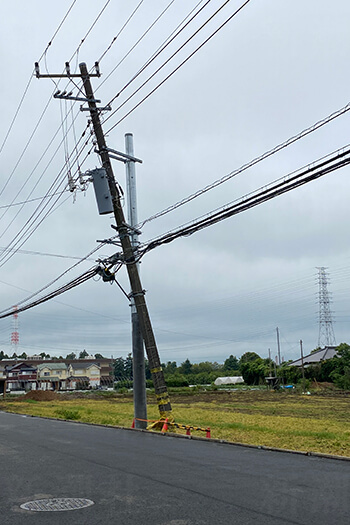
[131,418,211,438]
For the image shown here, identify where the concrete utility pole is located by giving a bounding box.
[125,133,147,429]
[79,63,171,421]
[276,327,281,366]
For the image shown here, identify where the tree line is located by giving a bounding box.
[0,350,105,360]
[114,343,350,390]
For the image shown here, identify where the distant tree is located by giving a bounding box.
[18,352,27,360]
[239,352,261,365]
[124,353,133,379]
[94,353,104,359]
[66,352,76,360]
[114,357,125,379]
[11,352,17,359]
[0,350,9,360]
[278,362,301,384]
[79,350,89,359]
[329,343,350,389]
[240,358,269,385]
[179,359,193,375]
[223,355,239,372]
[192,362,219,374]
[163,361,177,374]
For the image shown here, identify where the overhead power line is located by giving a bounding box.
[137,100,350,228]
[0,267,99,320]
[0,241,107,318]
[98,0,145,63]
[104,0,210,103]
[0,191,72,210]
[0,0,78,156]
[96,0,180,93]
[105,0,252,132]
[140,144,350,255]
[0,139,94,269]
[0,246,96,262]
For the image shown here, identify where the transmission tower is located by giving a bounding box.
[317,267,336,348]
[10,305,19,355]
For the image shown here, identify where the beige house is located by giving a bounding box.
[67,362,101,389]
[37,363,68,390]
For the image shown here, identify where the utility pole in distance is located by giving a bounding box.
[125,133,147,429]
[35,61,172,422]
[78,62,171,422]
[276,327,281,366]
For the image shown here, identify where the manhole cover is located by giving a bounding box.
[20,498,94,512]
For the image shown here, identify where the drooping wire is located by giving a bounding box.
[137,100,350,229]
[105,0,252,132]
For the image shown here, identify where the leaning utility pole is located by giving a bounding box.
[35,61,171,421]
[79,62,171,421]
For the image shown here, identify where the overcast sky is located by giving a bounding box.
[0,0,349,364]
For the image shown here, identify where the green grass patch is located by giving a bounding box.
[1,390,349,456]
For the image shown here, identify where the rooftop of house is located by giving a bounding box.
[37,363,68,371]
[69,362,100,370]
[289,346,338,367]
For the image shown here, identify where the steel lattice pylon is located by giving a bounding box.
[317,267,336,348]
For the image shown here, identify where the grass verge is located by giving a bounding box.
[0,390,349,457]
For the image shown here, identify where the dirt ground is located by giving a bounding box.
[19,387,349,405]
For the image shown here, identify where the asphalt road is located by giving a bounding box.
[0,411,349,525]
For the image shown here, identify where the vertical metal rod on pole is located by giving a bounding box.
[125,133,147,429]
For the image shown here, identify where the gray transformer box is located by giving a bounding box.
[91,168,113,215]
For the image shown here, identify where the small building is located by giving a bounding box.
[37,363,68,391]
[0,365,6,395]
[214,376,244,386]
[67,362,101,389]
[6,362,37,391]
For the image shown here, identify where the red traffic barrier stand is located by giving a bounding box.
[206,428,211,438]
[131,418,135,429]
[186,427,191,436]
[161,418,169,432]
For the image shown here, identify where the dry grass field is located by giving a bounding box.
[1,389,349,457]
